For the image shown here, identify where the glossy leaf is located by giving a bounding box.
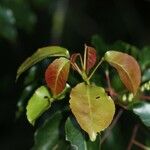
[65,117,100,150]
[130,102,150,127]
[16,46,70,80]
[86,46,97,72]
[69,82,115,141]
[26,86,52,125]
[45,57,70,96]
[104,51,141,95]
[32,112,70,150]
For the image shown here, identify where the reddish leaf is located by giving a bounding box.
[104,51,141,95]
[86,46,97,72]
[45,57,70,96]
[70,53,81,70]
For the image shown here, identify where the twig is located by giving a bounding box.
[127,124,139,150]
[133,140,150,150]
[88,58,104,80]
[105,70,118,97]
[140,95,150,101]
[100,109,124,144]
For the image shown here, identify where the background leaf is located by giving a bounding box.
[16,46,70,80]
[32,112,70,150]
[26,86,52,125]
[129,102,150,127]
[45,57,70,96]
[69,82,115,141]
[65,117,100,150]
[104,51,141,95]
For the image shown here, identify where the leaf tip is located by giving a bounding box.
[89,132,97,142]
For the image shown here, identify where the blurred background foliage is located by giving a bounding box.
[0,0,150,150]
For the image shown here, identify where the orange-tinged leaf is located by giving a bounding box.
[69,82,115,141]
[86,46,97,72]
[104,51,141,95]
[45,57,70,96]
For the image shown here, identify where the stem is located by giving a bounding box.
[83,44,87,71]
[133,140,150,150]
[71,62,83,75]
[127,124,139,150]
[79,54,84,69]
[140,95,150,100]
[100,109,123,144]
[88,57,104,80]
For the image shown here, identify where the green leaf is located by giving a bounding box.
[130,102,150,127]
[142,68,150,82]
[32,112,69,150]
[16,46,70,80]
[65,117,100,150]
[45,57,70,96]
[0,6,17,41]
[69,82,115,141]
[16,83,38,118]
[26,86,52,125]
[104,51,141,95]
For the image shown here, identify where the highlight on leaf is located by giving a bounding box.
[104,51,141,95]
[16,46,70,80]
[45,57,70,97]
[26,86,52,125]
[69,82,115,141]
[85,45,97,73]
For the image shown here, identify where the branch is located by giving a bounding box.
[100,109,124,144]
[127,124,139,150]
[133,140,150,150]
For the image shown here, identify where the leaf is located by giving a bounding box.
[26,86,52,125]
[65,117,100,150]
[130,102,150,127]
[16,83,38,118]
[70,53,82,70]
[91,35,107,55]
[69,82,115,141]
[16,46,70,80]
[45,57,70,96]
[32,112,70,150]
[0,6,17,41]
[104,51,141,95]
[86,46,97,72]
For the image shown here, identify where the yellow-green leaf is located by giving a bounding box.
[16,46,70,80]
[104,51,141,95]
[26,86,52,125]
[69,83,115,141]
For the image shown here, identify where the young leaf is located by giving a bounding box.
[86,46,97,72]
[69,82,115,141]
[129,102,150,127]
[26,86,52,125]
[70,53,82,70]
[16,46,70,80]
[45,57,70,96]
[32,112,70,150]
[104,51,141,95]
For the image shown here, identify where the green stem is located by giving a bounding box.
[88,57,104,80]
[82,70,90,85]
[83,44,87,71]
